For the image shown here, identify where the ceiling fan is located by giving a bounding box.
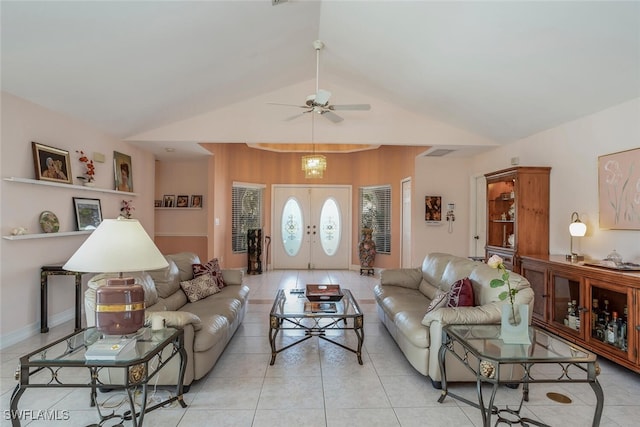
[269,40,371,123]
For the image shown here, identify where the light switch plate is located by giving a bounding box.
[93,152,106,163]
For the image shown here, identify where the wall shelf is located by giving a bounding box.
[3,177,138,196]
[155,207,202,210]
[2,230,93,241]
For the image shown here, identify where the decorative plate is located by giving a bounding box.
[39,211,60,233]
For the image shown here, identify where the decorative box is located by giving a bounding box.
[305,284,343,301]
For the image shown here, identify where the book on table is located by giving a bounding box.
[304,302,337,313]
[85,337,137,360]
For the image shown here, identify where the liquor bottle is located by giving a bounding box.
[619,305,628,350]
[568,300,578,330]
[591,299,599,337]
[607,311,618,345]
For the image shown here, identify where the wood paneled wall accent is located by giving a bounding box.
[155,236,208,264]
[201,143,425,270]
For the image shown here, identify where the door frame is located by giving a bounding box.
[271,184,352,269]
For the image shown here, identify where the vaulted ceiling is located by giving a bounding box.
[2,1,639,159]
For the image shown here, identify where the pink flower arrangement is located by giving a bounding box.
[121,199,135,219]
[76,150,95,182]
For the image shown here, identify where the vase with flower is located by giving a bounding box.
[76,150,95,186]
[120,199,135,219]
[487,254,530,344]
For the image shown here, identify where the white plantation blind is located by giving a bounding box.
[231,183,264,253]
[359,185,391,254]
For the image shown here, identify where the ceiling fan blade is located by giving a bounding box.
[329,104,371,111]
[284,110,311,121]
[314,89,331,106]
[267,102,308,109]
[321,110,344,123]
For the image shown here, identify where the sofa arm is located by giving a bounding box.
[222,269,243,286]
[421,302,503,327]
[146,311,203,331]
[379,268,423,289]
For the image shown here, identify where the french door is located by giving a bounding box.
[272,185,351,269]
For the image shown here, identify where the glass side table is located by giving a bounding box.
[438,324,603,427]
[10,326,187,427]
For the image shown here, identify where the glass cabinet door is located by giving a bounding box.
[486,176,516,250]
[588,279,632,361]
[550,268,584,338]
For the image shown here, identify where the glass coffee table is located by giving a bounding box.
[438,324,603,427]
[9,326,187,427]
[269,288,364,365]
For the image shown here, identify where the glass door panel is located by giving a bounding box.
[550,269,583,338]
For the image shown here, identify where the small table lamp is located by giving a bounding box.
[566,212,587,262]
[64,218,168,335]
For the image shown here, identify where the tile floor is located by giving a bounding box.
[1,269,640,426]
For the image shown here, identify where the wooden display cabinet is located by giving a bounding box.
[521,255,640,374]
[485,167,550,272]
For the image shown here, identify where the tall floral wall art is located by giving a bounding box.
[598,147,640,230]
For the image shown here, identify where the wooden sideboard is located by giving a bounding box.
[521,255,640,373]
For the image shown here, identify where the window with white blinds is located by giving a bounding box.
[359,185,391,254]
[231,183,264,253]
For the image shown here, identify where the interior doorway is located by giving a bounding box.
[272,185,351,269]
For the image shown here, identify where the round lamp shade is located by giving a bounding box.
[569,221,587,237]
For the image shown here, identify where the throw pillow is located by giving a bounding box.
[192,258,226,289]
[446,277,474,307]
[180,274,220,303]
[425,289,448,314]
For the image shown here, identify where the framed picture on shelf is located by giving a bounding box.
[190,195,203,208]
[32,142,73,184]
[598,147,640,230]
[176,195,189,208]
[154,200,162,207]
[163,195,175,207]
[113,151,133,192]
[73,197,102,230]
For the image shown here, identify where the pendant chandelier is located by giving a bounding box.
[301,114,326,179]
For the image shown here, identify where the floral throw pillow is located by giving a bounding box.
[192,258,226,289]
[446,277,474,307]
[180,274,220,303]
[425,290,449,314]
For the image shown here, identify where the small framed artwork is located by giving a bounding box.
[32,142,73,184]
[73,197,103,230]
[176,195,189,207]
[154,200,162,207]
[190,195,203,208]
[598,147,640,230]
[425,196,442,221]
[113,151,133,192]
[163,195,176,207]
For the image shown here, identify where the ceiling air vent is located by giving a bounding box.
[424,149,456,157]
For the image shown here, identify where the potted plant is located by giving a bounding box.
[76,150,95,186]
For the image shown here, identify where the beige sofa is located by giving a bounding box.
[374,253,534,388]
[85,252,249,388]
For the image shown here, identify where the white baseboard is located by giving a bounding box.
[0,307,77,350]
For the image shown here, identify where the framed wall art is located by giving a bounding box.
[113,151,133,192]
[598,147,640,230]
[32,142,73,184]
[425,196,442,221]
[163,195,176,207]
[73,197,103,230]
[176,195,189,208]
[191,195,203,208]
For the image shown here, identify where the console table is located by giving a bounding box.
[40,264,85,333]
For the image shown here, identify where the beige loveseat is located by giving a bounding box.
[374,253,534,388]
[85,252,249,388]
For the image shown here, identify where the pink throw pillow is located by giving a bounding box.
[192,258,226,289]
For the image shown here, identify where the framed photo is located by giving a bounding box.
[190,195,203,208]
[113,151,133,192]
[598,147,640,230]
[154,200,162,207]
[425,196,442,221]
[176,195,189,208]
[163,194,176,207]
[73,197,103,230]
[32,142,73,184]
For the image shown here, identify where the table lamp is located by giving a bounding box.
[63,217,168,335]
[566,211,587,262]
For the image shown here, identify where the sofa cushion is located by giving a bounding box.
[180,274,221,303]
[149,257,181,299]
[380,268,423,289]
[193,314,229,352]
[166,252,201,282]
[425,290,448,314]
[446,277,474,307]
[193,258,226,289]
